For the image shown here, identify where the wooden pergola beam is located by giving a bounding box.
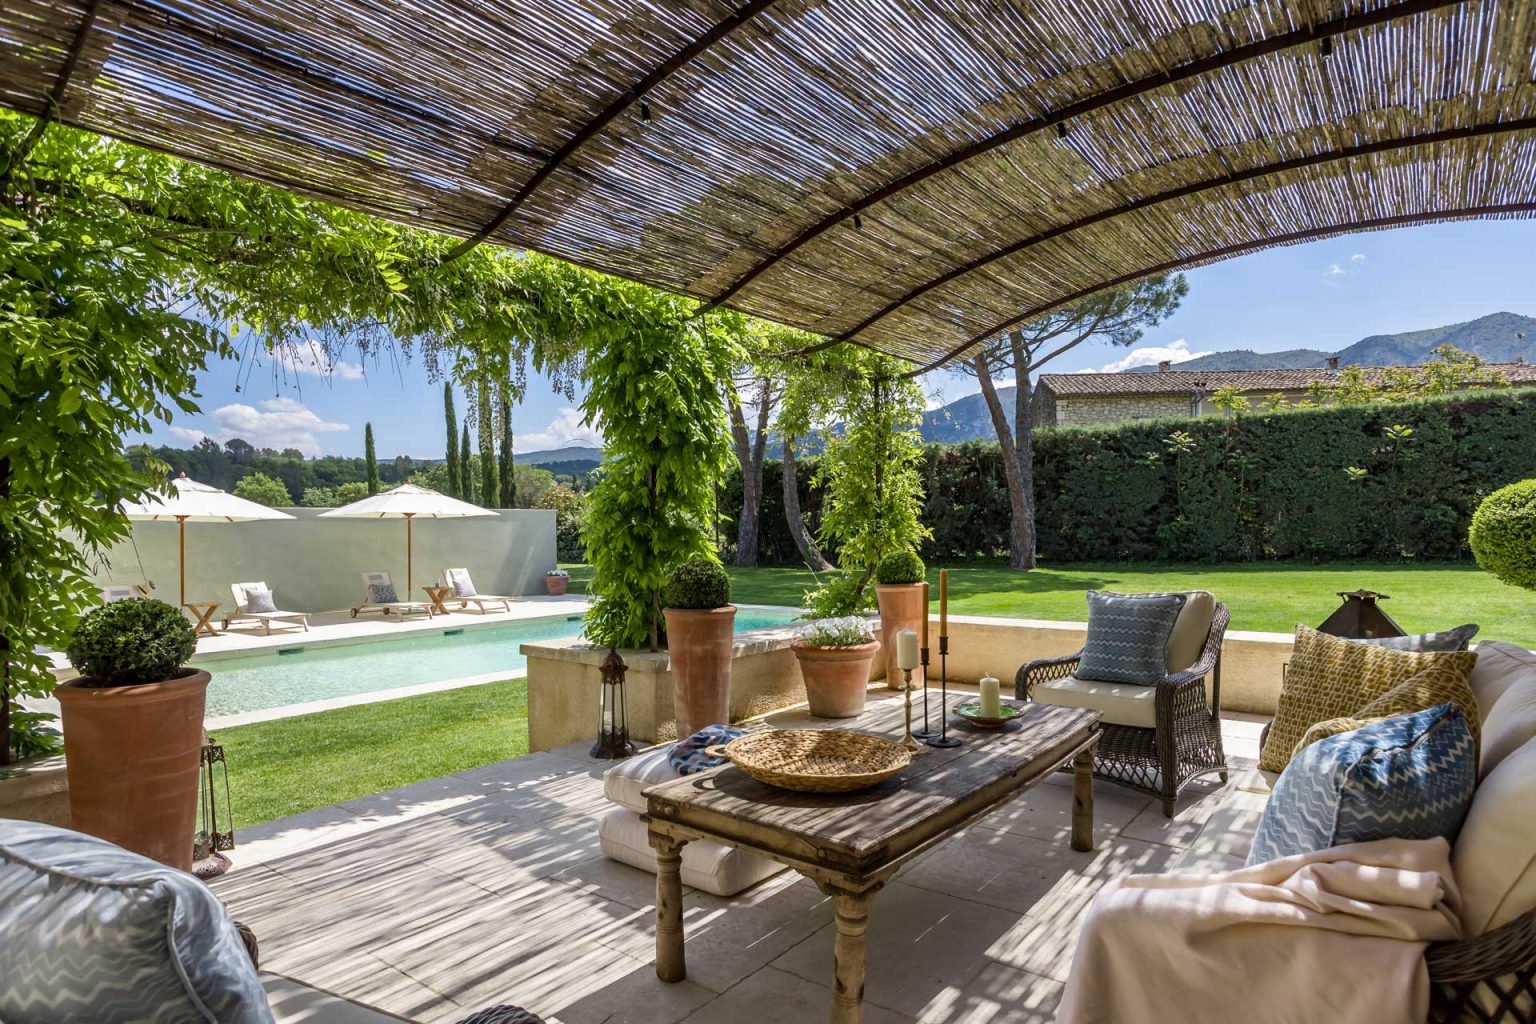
[707,0,1469,309]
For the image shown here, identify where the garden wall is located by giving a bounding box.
[721,391,1536,563]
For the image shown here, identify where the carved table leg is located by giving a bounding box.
[1072,745,1095,852]
[820,883,882,1024]
[649,831,688,982]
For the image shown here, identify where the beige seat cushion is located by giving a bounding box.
[599,806,786,896]
[602,746,679,813]
[1452,737,1536,935]
[1469,641,1536,725]
[1033,675,1156,728]
[1481,680,1536,779]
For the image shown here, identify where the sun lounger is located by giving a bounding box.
[223,582,310,634]
[350,571,434,619]
[440,567,515,614]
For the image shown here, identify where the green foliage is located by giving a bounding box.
[444,383,461,498]
[301,486,340,507]
[1309,345,1507,406]
[875,550,926,585]
[65,599,195,686]
[499,396,515,508]
[336,481,369,504]
[129,440,413,498]
[662,558,732,610]
[459,423,475,504]
[797,616,875,648]
[232,471,293,507]
[1470,480,1536,591]
[477,386,496,506]
[537,484,588,561]
[364,423,379,495]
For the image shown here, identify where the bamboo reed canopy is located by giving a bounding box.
[2,0,1534,369]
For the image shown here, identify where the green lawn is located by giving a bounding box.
[216,679,528,828]
[565,560,1534,645]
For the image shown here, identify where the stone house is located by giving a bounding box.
[1032,359,1536,428]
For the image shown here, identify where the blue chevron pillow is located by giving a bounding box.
[0,820,273,1024]
[1077,591,1188,685]
[1249,704,1476,866]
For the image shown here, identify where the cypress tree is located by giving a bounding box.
[364,422,379,495]
[498,395,515,507]
[478,386,496,506]
[443,382,460,497]
[459,422,475,503]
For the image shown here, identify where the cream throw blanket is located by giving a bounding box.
[1057,838,1463,1024]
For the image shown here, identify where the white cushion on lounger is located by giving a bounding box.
[1033,675,1157,728]
[603,747,682,813]
[598,807,785,897]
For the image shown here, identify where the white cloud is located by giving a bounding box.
[195,397,350,456]
[169,426,208,445]
[1089,339,1213,373]
[1350,252,1367,263]
[275,346,366,382]
[516,407,602,452]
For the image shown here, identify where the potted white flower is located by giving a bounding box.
[792,616,879,718]
[545,568,570,596]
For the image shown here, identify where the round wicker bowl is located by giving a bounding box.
[705,729,911,793]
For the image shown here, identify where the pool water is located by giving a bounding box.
[195,608,800,718]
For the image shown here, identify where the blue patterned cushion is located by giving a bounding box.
[1249,704,1476,866]
[0,820,272,1024]
[1352,624,1479,652]
[669,724,745,775]
[367,580,399,604]
[1076,591,1187,685]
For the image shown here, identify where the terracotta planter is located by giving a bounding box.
[793,640,879,718]
[545,575,569,595]
[876,582,928,690]
[663,605,736,737]
[56,668,210,871]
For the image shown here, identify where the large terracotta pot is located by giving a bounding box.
[56,669,210,871]
[663,606,736,737]
[545,575,569,595]
[876,582,928,690]
[793,640,879,718]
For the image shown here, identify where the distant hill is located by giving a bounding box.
[921,311,1536,443]
[515,443,601,470]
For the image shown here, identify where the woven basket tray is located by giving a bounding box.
[705,729,911,793]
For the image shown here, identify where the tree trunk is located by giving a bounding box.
[782,435,832,571]
[728,400,761,566]
[972,355,1037,570]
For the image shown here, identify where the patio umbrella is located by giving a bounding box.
[121,473,296,606]
[319,483,495,598]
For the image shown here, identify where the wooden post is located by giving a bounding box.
[178,515,187,607]
[1071,745,1095,852]
[405,514,414,598]
[828,888,873,1024]
[650,832,687,982]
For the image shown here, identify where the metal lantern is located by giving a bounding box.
[592,647,638,759]
[192,733,236,880]
[1317,590,1407,640]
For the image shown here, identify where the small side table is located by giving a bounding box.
[424,585,454,617]
[184,602,221,637]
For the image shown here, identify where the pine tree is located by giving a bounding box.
[498,395,515,507]
[478,386,496,506]
[364,422,380,495]
[459,422,475,503]
[443,382,460,497]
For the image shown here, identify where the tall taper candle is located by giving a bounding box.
[920,581,930,651]
[939,569,949,637]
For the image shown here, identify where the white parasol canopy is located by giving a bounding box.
[319,483,495,597]
[122,473,295,606]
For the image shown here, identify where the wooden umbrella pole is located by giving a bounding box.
[406,513,414,598]
[179,516,187,607]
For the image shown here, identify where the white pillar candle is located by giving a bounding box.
[895,628,919,671]
[978,674,1001,718]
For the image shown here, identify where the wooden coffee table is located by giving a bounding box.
[645,694,1101,1024]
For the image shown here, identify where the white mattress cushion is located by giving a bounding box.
[1033,675,1156,728]
[602,747,681,813]
[1453,736,1536,934]
[598,807,786,897]
[1468,641,1536,724]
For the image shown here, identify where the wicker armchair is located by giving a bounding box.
[1429,907,1536,1022]
[1016,603,1231,816]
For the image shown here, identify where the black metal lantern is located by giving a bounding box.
[1317,590,1407,640]
[192,733,236,880]
[592,648,638,759]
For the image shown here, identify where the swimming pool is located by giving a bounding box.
[195,607,801,718]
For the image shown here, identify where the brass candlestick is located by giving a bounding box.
[899,668,924,753]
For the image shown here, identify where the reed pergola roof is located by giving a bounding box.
[2,0,1534,368]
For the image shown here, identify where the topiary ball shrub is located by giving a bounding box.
[662,559,732,610]
[875,550,926,586]
[1470,479,1536,592]
[66,598,197,687]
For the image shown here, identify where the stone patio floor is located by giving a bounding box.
[213,694,1272,1024]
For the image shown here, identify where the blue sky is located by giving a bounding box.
[139,218,1536,459]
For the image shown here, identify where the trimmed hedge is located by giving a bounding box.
[719,390,1536,564]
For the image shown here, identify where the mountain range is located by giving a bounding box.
[922,311,1535,443]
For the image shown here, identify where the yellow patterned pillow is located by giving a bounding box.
[1292,716,1377,757]
[1289,660,1482,758]
[1258,626,1479,772]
